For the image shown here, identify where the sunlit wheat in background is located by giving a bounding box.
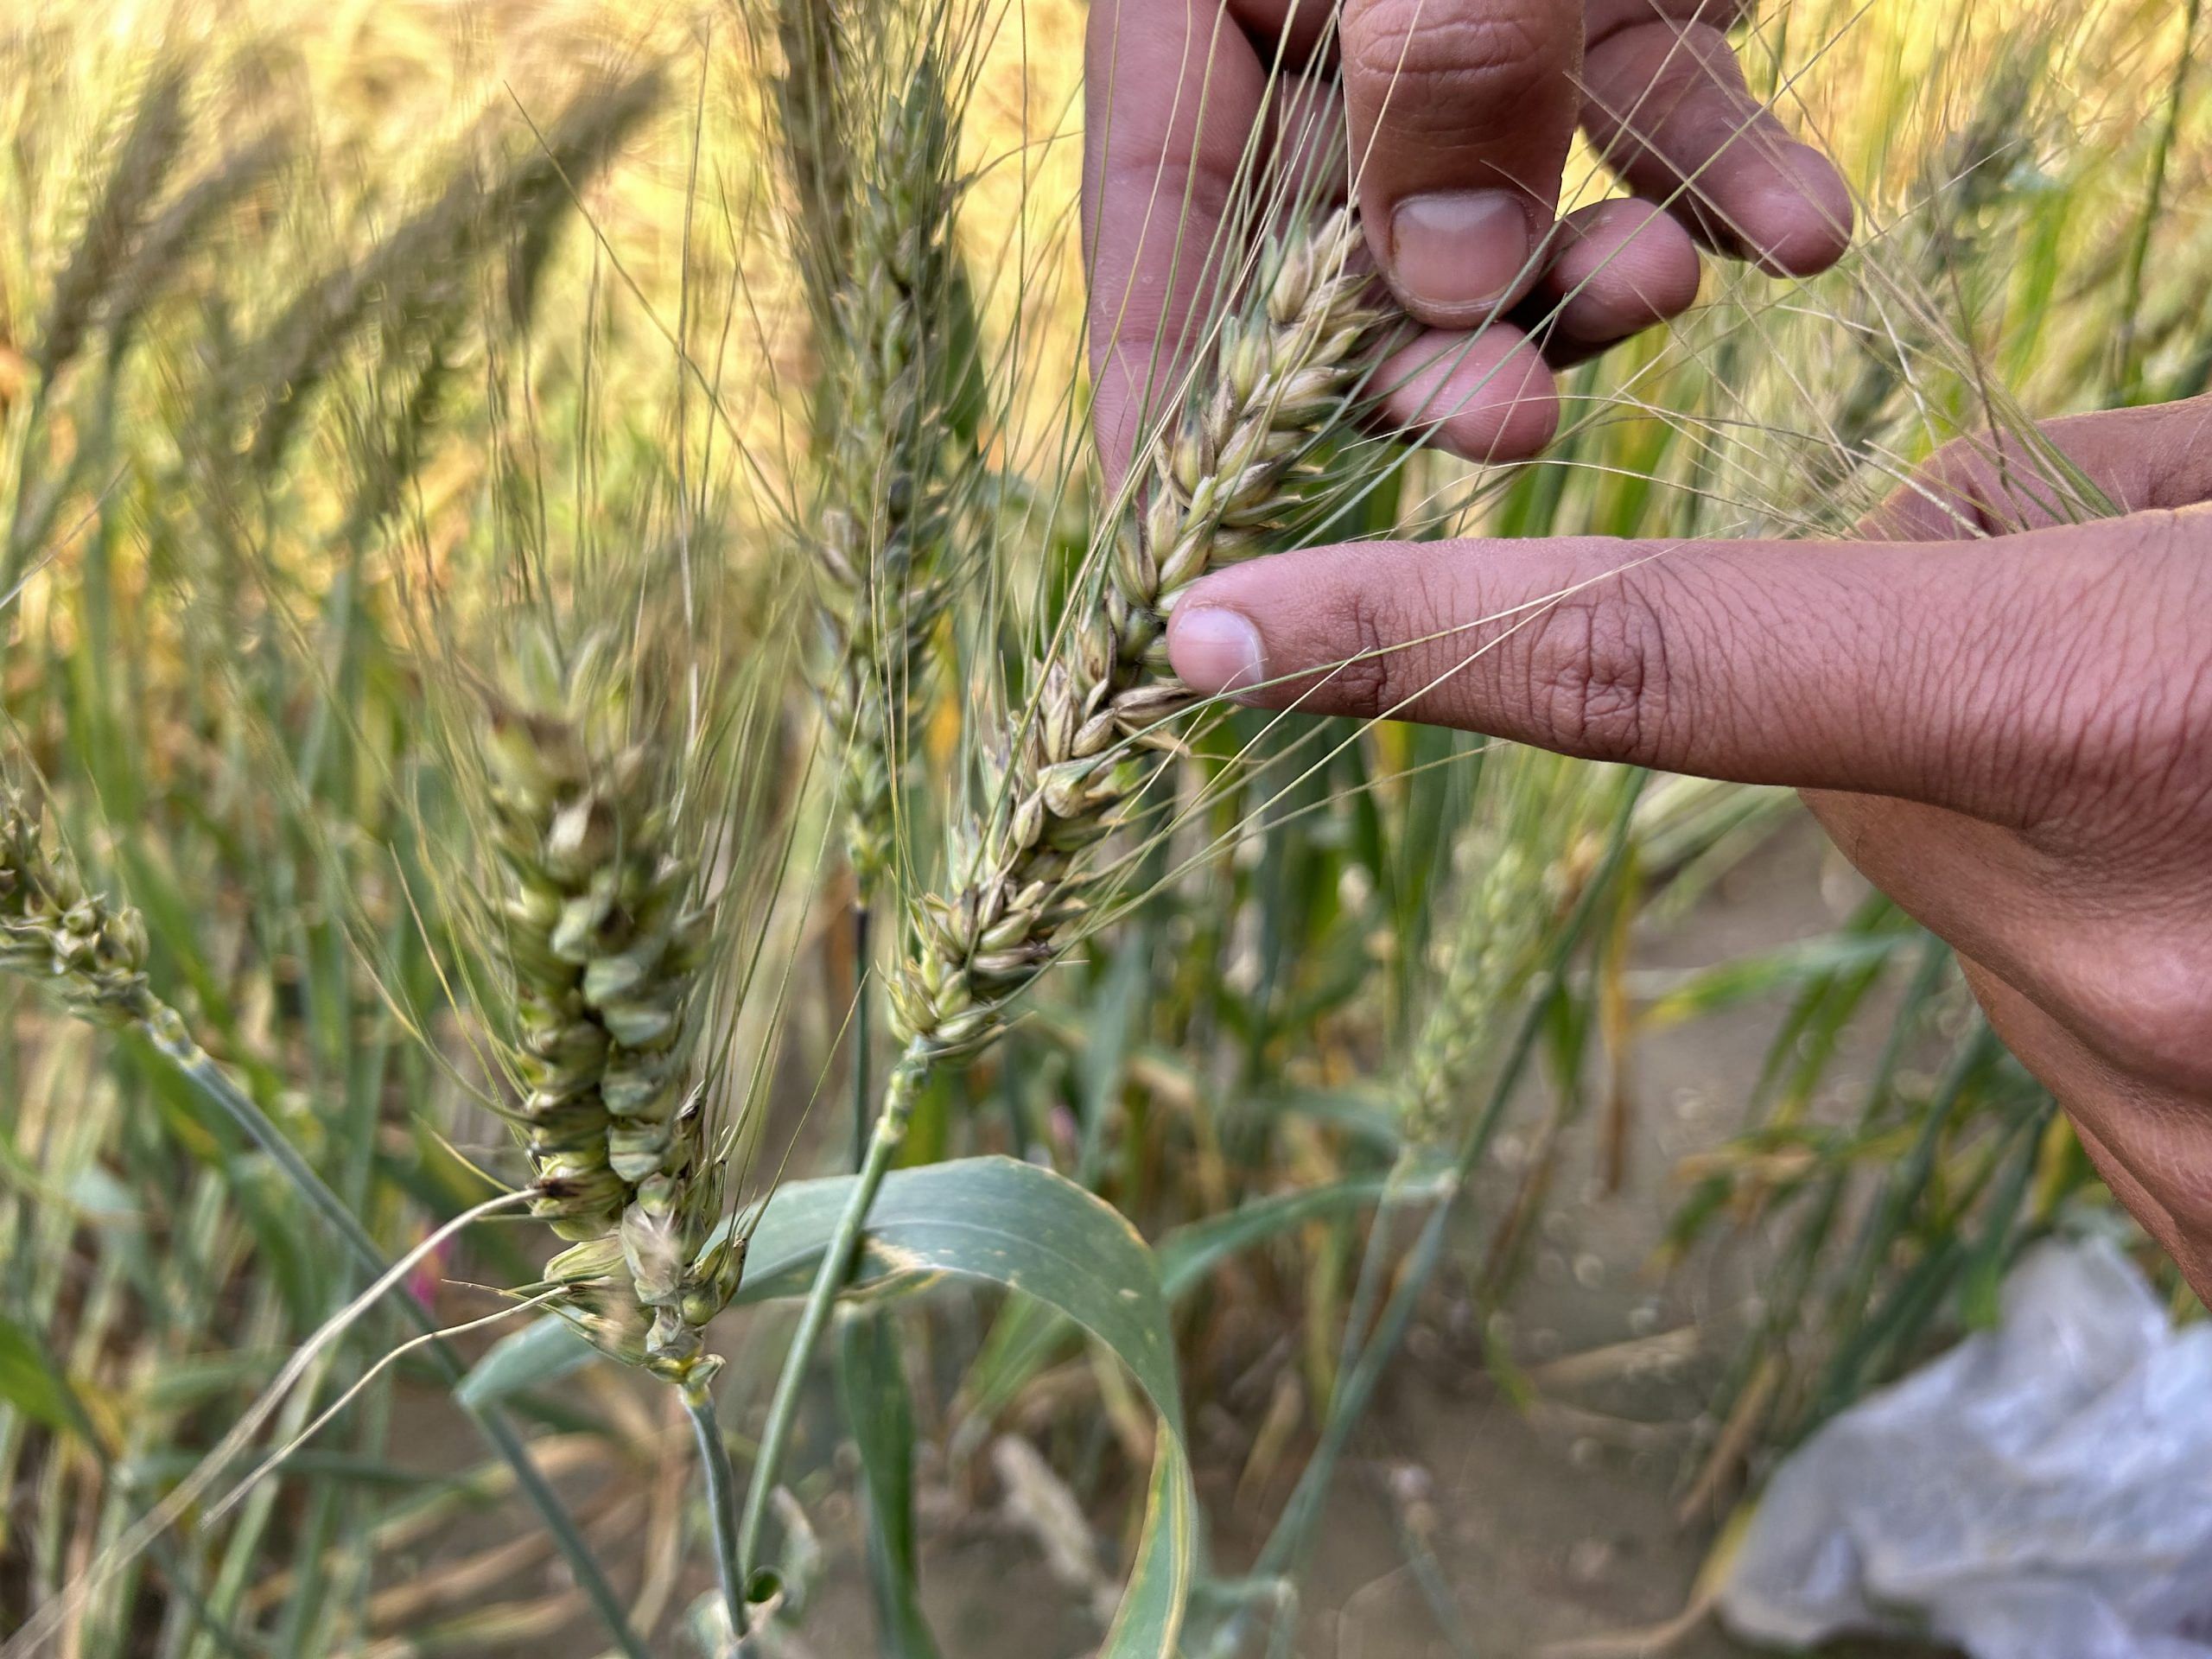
[0,0,2202,1655]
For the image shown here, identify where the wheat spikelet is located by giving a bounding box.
[806,61,968,893]
[478,628,739,1384]
[0,794,157,1031]
[888,207,1383,1070]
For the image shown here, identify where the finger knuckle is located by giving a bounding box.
[1522,571,1677,766]
[1324,582,1397,721]
[1345,0,1556,110]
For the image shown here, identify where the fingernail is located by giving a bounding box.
[1389,189,1534,318]
[1168,606,1266,698]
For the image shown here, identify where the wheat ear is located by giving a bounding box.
[808,65,966,894]
[0,795,160,1030]
[0,790,652,1654]
[889,206,1382,1068]
[737,207,1387,1591]
[480,629,740,1387]
[33,62,190,384]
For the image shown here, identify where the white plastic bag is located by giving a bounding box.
[1719,1237,2212,1659]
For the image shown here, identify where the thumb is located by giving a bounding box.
[1343,0,1584,328]
[1162,514,2208,823]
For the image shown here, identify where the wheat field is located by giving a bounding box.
[0,0,2202,1654]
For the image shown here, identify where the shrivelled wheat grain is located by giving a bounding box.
[888,207,1383,1069]
[481,629,739,1383]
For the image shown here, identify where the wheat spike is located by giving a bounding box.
[34,62,190,382]
[888,207,1383,1069]
[480,628,739,1384]
[1398,754,1615,1143]
[807,61,968,893]
[740,209,1389,1579]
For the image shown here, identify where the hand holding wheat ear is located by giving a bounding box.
[1084,0,1852,478]
[1164,395,2212,1303]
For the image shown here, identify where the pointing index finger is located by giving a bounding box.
[1160,518,2205,826]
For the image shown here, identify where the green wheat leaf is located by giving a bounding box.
[718,1155,1195,1659]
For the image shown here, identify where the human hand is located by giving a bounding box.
[1161,397,2212,1298]
[1084,0,1853,480]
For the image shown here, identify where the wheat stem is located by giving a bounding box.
[852,906,874,1168]
[736,1046,927,1587]
[685,1381,748,1642]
